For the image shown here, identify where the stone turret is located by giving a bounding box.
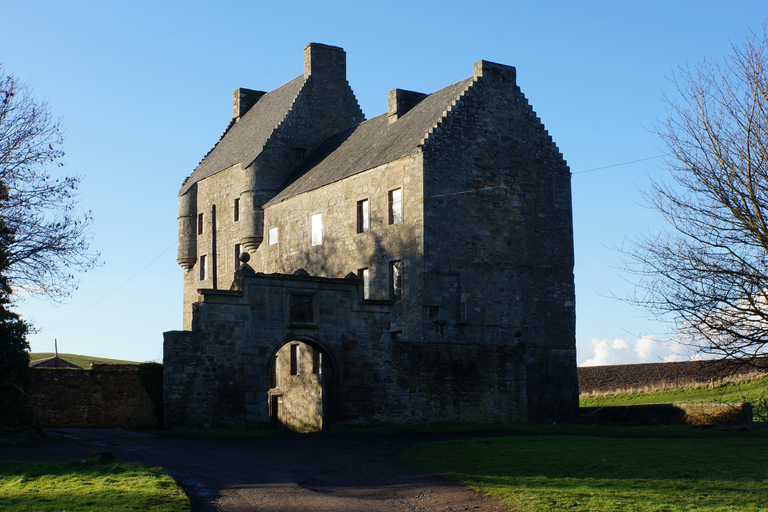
[177,184,197,271]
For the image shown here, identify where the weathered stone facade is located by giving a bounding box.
[165,43,577,430]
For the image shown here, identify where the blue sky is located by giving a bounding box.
[2,1,766,365]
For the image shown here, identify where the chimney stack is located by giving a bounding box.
[304,43,347,79]
[233,88,265,121]
[388,89,427,123]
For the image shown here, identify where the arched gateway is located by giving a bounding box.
[164,266,383,431]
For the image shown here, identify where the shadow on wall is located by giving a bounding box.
[269,228,422,303]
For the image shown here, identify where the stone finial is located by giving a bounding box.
[388,89,427,123]
[304,43,346,79]
[233,88,265,121]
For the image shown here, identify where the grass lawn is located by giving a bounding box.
[0,460,189,512]
[399,427,768,512]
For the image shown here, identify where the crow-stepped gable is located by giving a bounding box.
[164,43,577,431]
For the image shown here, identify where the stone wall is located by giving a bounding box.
[164,270,529,429]
[28,364,162,428]
[420,60,576,423]
[580,403,753,426]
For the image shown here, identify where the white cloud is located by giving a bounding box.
[578,335,695,366]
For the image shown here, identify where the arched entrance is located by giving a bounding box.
[268,340,329,432]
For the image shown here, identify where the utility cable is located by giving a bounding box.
[43,241,177,330]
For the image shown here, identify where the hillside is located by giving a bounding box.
[578,359,768,394]
[29,353,141,369]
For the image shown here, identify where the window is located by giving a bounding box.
[199,254,207,280]
[390,260,402,302]
[234,244,241,270]
[270,355,278,388]
[359,268,370,299]
[290,344,299,376]
[198,213,204,235]
[310,213,323,246]
[268,227,278,245]
[356,199,369,233]
[233,198,240,222]
[290,294,314,324]
[295,147,306,161]
[388,188,402,225]
[312,347,321,375]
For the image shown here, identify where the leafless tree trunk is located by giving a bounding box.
[0,66,98,300]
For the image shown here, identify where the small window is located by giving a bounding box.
[290,344,300,376]
[199,254,207,280]
[290,294,314,324]
[233,198,240,222]
[390,260,402,302]
[356,199,369,233]
[295,148,306,161]
[359,268,370,300]
[198,213,204,235]
[234,244,241,270]
[388,188,402,225]
[312,347,321,375]
[310,213,323,246]
[268,227,278,245]
[270,355,278,388]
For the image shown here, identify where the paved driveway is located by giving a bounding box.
[1,428,514,512]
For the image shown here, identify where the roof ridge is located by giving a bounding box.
[180,117,238,189]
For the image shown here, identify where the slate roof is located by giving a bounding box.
[180,76,305,195]
[29,356,82,369]
[266,77,474,205]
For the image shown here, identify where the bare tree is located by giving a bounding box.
[0,66,98,300]
[628,26,768,367]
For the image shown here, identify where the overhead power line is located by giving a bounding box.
[573,155,664,175]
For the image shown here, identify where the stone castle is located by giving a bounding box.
[164,43,577,431]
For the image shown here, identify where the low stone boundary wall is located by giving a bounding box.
[28,363,163,428]
[580,403,752,426]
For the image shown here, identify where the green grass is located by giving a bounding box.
[400,427,768,512]
[580,376,768,408]
[29,352,141,368]
[0,460,189,512]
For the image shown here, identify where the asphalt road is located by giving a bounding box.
[1,428,515,512]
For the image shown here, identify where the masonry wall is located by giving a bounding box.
[28,364,162,428]
[420,61,577,423]
[165,271,528,429]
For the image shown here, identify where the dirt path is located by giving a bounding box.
[1,428,515,512]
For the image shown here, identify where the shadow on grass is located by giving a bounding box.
[0,460,189,512]
[399,428,768,512]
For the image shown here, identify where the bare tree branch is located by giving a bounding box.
[0,65,99,301]
[627,25,768,369]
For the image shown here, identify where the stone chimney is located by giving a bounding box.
[388,89,427,123]
[473,60,516,84]
[233,88,265,121]
[304,43,347,79]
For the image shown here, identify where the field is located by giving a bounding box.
[29,353,141,369]
[578,360,768,421]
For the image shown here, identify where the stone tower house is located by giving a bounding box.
[164,43,577,431]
